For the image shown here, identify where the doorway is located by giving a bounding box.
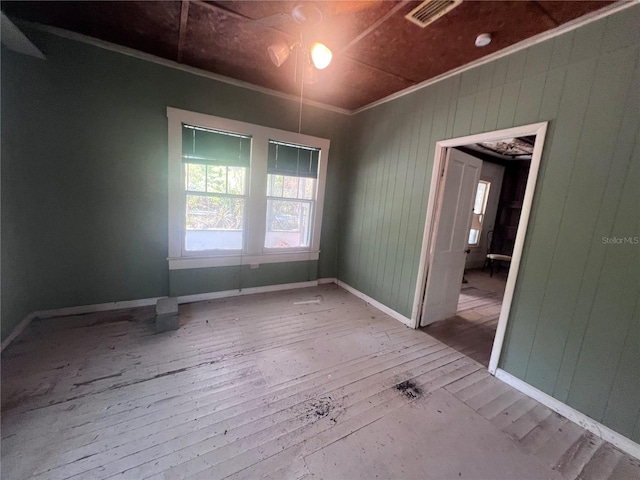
[411,123,548,374]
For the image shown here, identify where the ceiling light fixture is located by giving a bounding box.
[475,33,492,47]
[268,41,296,67]
[291,3,323,25]
[268,40,332,70]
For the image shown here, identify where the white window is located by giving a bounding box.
[182,125,250,252]
[468,180,490,246]
[167,108,329,270]
[265,141,319,250]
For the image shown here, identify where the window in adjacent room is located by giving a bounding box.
[468,180,490,245]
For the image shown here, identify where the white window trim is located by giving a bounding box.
[167,107,330,270]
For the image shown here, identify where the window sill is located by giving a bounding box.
[168,250,320,270]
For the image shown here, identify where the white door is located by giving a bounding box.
[421,148,482,326]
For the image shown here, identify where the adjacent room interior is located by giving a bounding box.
[424,135,534,368]
[2,1,639,479]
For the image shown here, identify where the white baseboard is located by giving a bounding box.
[1,280,322,352]
[1,297,164,352]
[175,280,318,304]
[36,297,164,319]
[336,280,414,328]
[1,313,37,352]
[3,279,413,351]
[495,368,640,461]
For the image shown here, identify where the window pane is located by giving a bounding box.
[267,174,283,197]
[267,174,315,200]
[265,199,312,248]
[186,163,206,192]
[282,176,299,198]
[298,177,315,200]
[227,167,246,195]
[185,195,244,250]
[469,181,489,246]
[473,182,487,213]
[206,165,227,194]
[469,229,479,245]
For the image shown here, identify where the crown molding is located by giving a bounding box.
[17,20,351,116]
[351,1,637,115]
[10,0,636,116]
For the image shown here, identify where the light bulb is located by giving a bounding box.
[310,42,332,70]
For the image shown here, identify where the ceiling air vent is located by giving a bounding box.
[405,0,462,28]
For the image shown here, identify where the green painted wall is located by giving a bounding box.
[169,261,318,297]
[339,6,640,442]
[1,27,348,340]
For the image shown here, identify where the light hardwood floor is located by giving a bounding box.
[2,284,638,479]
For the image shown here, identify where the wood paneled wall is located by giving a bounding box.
[339,5,640,442]
[1,27,349,341]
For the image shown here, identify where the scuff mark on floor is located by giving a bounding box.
[72,372,123,388]
[395,380,423,399]
[305,396,334,419]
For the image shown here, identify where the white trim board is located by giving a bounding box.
[19,21,350,116]
[495,369,640,461]
[337,280,413,328]
[168,251,321,270]
[1,280,328,352]
[175,280,319,304]
[166,107,330,270]
[1,313,37,352]
[1,297,163,352]
[35,297,164,319]
[411,122,548,371]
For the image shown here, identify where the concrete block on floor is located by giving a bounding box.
[156,297,178,315]
[156,297,179,332]
[156,313,179,333]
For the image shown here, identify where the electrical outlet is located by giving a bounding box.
[250,264,260,269]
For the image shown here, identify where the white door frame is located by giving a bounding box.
[410,122,548,375]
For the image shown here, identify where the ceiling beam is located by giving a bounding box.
[177,0,190,63]
[191,0,295,40]
[337,0,411,55]
[532,1,561,27]
[347,56,416,85]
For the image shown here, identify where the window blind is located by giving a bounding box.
[182,124,251,167]
[267,141,319,179]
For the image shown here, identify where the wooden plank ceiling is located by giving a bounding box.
[2,1,613,110]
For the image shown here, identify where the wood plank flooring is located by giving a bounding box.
[423,269,506,367]
[2,284,638,479]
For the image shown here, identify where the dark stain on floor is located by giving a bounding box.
[395,380,423,399]
[306,396,334,419]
